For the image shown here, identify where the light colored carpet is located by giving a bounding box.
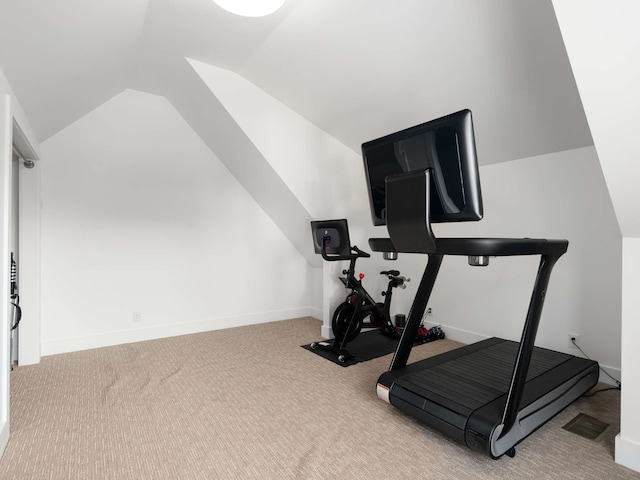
[0,317,637,479]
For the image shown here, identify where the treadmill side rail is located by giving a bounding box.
[488,362,598,458]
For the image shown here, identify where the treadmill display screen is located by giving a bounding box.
[362,109,483,225]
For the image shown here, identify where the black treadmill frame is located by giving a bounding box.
[370,169,597,458]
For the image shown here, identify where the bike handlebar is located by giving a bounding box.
[320,237,371,262]
[351,245,371,258]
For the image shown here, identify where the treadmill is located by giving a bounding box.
[361,110,598,459]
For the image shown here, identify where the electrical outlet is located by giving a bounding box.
[426,306,433,316]
[568,333,580,349]
[133,312,142,323]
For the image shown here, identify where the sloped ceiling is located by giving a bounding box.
[0,0,592,166]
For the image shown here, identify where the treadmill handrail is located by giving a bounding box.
[499,251,565,433]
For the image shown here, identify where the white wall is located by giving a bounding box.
[131,56,319,266]
[551,1,640,239]
[620,238,640,469]
[552,0,640,472]
[187,61,369,223]
[189,61,389,336]
[38,89,311,355]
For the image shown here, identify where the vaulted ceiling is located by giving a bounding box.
[0,0,593,166]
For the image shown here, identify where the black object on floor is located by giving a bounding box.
[302,330,399,367]
[563,413,610,440]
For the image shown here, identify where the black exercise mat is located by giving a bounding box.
[301,330,399,367]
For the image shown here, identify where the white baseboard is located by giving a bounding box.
[423,321,489,345]
[307,306,330,339]
[41,307,314,357]
[320,324,333,339]
[309,307,323,322]
[616,434,640,474]
[598,365,622,387]
[423,321,621,386]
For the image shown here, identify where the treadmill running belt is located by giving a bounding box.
[397,339,572,411]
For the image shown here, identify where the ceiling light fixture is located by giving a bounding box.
[212,0,286,17]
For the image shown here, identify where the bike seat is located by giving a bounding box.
[380,270,400,276]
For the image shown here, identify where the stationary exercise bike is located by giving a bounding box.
[310,219,416,363]
[331,253,408,347]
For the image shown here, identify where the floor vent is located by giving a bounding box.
[563,413,609,440]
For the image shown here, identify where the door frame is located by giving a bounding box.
[0,93,12,457]
[0,94,40,458]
